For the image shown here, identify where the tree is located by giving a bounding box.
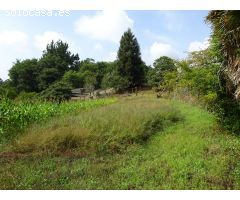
[40,81,72,103]
[42,40,80,72]
[95,61,110,88]
[147,56,176,87]
[7,40,80,94]
[63,70,84,88]
[179,64,219,98]
[153,56,175,72]
[207,33,224,64]
[206,11,240,100]
[188,36,223,68]
[0,79,18,99]
[117,29,144,88]
[38,68,60,90]
[79,59,107,89]
[206,11,240,133]
[38,40,80,90]
[82,71,97,91]
[101,69,130,92]
[9,59,39,92]
[159,71,178,94]
[147,68,159,87]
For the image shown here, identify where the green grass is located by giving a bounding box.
[4,96,182,156]
[1,94,240,189]
[0,98,116,144]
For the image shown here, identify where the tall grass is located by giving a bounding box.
[8,97,183,155]
[0,98,116,144]
[1,95,240,189]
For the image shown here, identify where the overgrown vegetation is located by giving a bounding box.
[4,96,182,155]
[151,11,240,134]
[0,95,186,189]
[1,11,240,189]
[0,98,116,144]
[1,95,240,189]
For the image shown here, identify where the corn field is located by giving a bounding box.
[0,98,116,144]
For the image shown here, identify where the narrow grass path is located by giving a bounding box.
[105,99,240,189]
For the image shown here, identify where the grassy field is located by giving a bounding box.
[0,98,116,145]
[1,93,240,189]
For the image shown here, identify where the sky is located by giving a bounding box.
[0,10,211,80]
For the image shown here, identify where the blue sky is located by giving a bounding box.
[0,10,211,80]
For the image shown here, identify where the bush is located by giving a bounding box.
[200,92,217,106]
[63,70,84,88]
[15,92,39,103]
[40,81,72,102]
[101,70,130,92]
[213,92,240,134]
[0,84,18,100]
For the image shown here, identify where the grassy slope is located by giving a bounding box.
[1,94,240,189]
[108,100,240,189]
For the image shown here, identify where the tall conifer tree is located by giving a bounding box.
[117,28,144,88]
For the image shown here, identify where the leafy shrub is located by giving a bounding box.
[101,70,130,92]
[63,70,84,88]
[213,92,240,134]
[15,92,39,103]
[40,81,72,102]
[200,92,217,106]
[0,84,18,100]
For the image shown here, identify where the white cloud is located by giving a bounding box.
[94,43,103,51]
[0,30,30,80]
[0,30,28,46]
[74,10,134,43]
[188,37,210,52]
[104,51,117,62]
[33,31,80,54]
[147,42,179,64]
[34,31,65,51]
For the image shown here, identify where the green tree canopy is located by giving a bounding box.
[38,40,80,89]
[63,70,84,88]
[206,11,240,100]
[117,28,144,88]
[153,56,175,72]
[147,56,176,87]
[38,67,60,90]
[9,59,39,92]
[0,79,18,99]
[42,40,80,72]
[101,62,130,92]
[40,80,72,103]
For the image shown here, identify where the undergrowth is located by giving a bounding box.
[7,97,183,156]
[1,95,240,189]
[0,98,116,144]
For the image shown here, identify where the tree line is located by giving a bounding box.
[0,28,176,101]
